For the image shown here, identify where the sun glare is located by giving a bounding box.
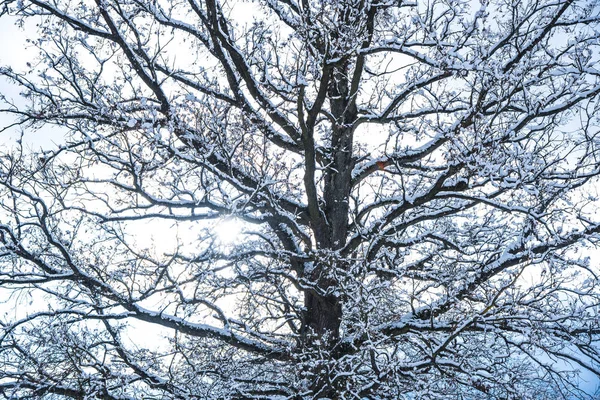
[213,218,243,246]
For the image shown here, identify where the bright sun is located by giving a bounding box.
[212,218,243,246]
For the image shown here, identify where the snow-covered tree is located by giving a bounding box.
[1,0,600,398]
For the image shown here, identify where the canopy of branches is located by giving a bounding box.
[1,0,600,398]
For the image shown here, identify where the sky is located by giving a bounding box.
[0,17,25,143]
[0,16,66,150]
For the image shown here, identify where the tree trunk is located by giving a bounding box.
[302,63,356,398]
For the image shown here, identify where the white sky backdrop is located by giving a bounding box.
[0,8,599,396]
[0,16,66,149]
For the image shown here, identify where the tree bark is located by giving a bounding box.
[302,62,357,397]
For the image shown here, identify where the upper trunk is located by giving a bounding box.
[324,65,357,250]
[303,63,356,343]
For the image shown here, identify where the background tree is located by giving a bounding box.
[1,0,600,398]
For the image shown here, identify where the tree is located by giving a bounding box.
[1,0,600,398]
